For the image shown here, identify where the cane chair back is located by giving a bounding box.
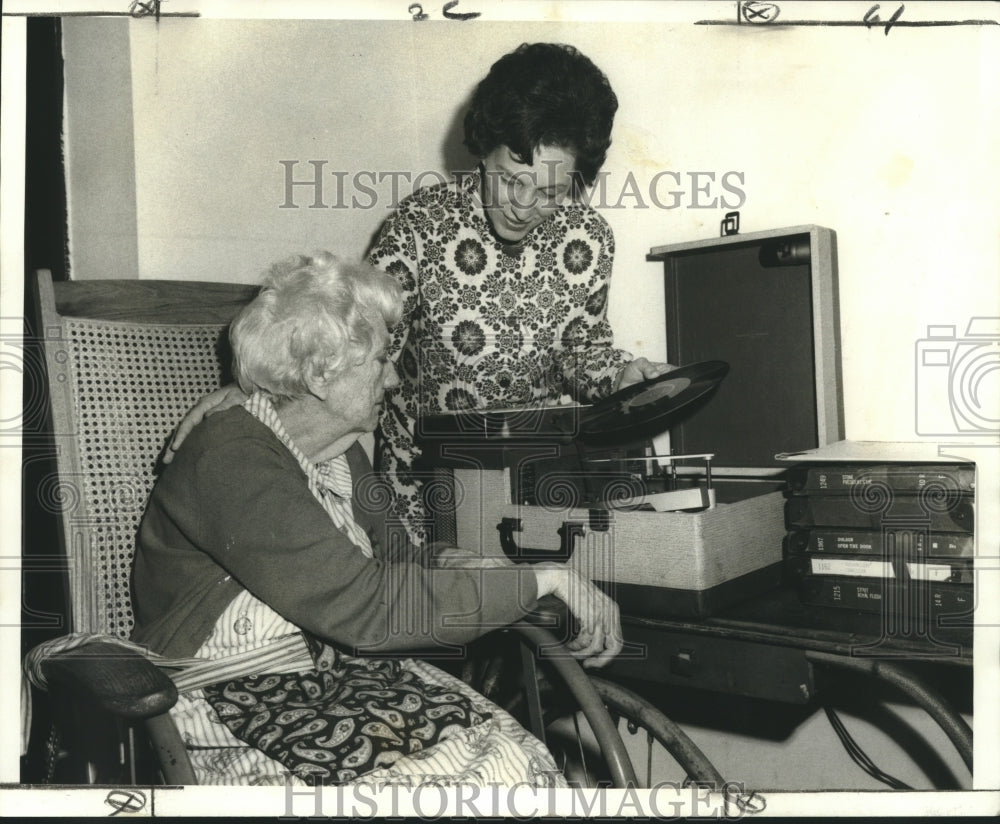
[33,270,257,638]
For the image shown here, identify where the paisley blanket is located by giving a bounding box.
[184,657,563,787]
[201,649,491,784]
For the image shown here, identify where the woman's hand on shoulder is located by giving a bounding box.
[532,563,622,668]
[163,384,248,463]
[615,357,676,392]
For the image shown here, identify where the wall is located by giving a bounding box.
[62,17,139,280]
[55,10,996,793]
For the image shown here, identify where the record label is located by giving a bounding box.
[624,376,692,409]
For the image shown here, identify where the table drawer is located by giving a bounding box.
[610,626,816,704]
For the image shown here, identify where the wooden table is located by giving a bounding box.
[607,585,972,705]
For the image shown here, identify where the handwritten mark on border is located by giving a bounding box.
[742,2,780,24]
[105,789,147,815]
[703,1,996,29]
[442,1,480,20]
[865,3,906,35]
[408,2,480,21]
[128,0,161,20]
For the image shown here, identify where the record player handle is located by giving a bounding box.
[557,521,586,556]
[497,517,523,559]
[497,517,584,562]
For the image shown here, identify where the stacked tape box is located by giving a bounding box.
[783,462,975,622]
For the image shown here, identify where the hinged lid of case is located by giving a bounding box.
[648,224,843,474]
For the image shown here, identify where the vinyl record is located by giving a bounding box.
[578,360,730,447]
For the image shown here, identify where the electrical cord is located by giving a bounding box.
[823,705,912,790]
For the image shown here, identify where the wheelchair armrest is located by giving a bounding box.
[522,594,575,634]
[511,621,638,788]
[41,641,179,720]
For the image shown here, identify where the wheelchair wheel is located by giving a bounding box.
[462,630,725,789]
[534,675,726,789]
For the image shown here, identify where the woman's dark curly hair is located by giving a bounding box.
[463,43,618,191]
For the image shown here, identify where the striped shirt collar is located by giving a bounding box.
[242,391,353,500]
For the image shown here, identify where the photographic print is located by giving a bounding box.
[2,0,997,817]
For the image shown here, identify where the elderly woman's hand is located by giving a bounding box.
[615,357,676,392]
[532,563,623,668]
[163,384,248,464]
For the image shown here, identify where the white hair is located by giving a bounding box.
[230,252,402,401]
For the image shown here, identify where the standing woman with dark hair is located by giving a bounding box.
[167,43,672,547]
[367,42,672,543]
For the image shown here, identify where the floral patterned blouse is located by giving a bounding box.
[367,170,632,543]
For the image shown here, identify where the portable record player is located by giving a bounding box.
[418,360,730,513]
[417,224,843,619]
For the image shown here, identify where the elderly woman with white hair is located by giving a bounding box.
[130,252,621,787]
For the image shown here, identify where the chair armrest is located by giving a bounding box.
[511,621,638,788]
[521,594,579,644]
[41,641,178,720]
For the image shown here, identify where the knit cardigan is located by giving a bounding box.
[130,406,538,659]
